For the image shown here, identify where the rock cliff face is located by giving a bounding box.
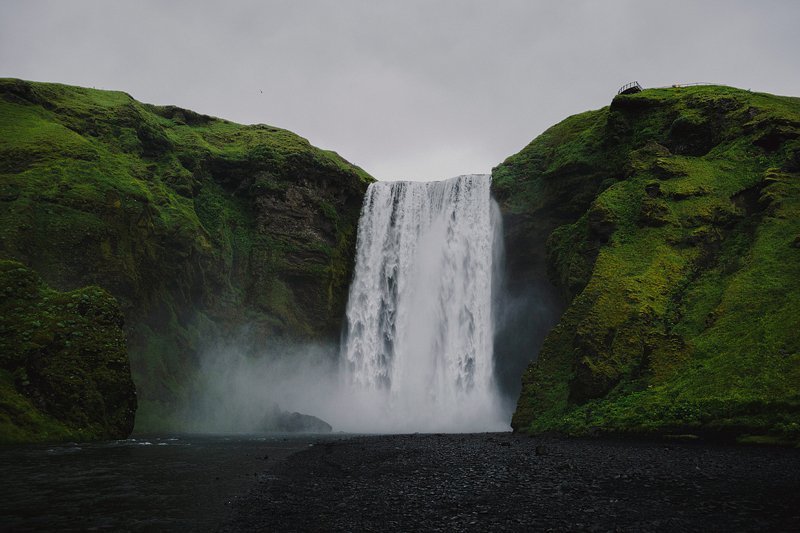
[0,79,372,434]
[0,260,135,443]
[495,85,800,442]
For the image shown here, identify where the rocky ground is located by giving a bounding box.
[223,433,800,532]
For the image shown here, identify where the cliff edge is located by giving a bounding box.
[0,79,372,435]
[495,85,800,443]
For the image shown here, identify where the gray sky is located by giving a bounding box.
[1,1,798,181]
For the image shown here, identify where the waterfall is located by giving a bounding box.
[340,174,507,432]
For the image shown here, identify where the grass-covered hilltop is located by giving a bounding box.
[494,85,800,444]
[0,79,372,440]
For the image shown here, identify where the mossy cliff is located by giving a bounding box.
[494,85,800,442]
[0,79,372,434]
[0,260,135,443]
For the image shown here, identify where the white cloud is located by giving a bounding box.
[1,0,798,181]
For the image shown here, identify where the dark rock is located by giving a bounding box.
[637,197,671,227]
[587,202,617,242]
[275,411,332,433]
[644,182,662,198]
[262,406,332,434]
[669,114,718,156]
[751,120,800,152]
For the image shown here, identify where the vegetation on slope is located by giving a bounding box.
[0,260,136,443]
[0,79,372,434]
[495,85,800,443]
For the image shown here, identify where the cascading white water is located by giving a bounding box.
[339,174,507,432]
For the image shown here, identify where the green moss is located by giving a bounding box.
[500,85,800,444]
[0,78,373,432]
[0,370,81,443]
[0,260,136,443]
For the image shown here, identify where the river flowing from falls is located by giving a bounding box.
[339,174,507,432]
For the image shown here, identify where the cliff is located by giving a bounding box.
[0,260,136,443]
[495,85,800,443]
[0,79,372,434]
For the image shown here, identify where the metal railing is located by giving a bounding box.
[617,81,643,95]
[653,82,718,89]
[616,81,728,96]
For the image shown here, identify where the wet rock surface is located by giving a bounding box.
[272,410,333,433]
[224,433,800,532]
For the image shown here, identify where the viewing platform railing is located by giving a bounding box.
[617,81,643,95]
[617,82,728,95]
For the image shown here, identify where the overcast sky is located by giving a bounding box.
[1,1,798,181]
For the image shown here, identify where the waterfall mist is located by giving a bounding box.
[182,174,512,435]
[180,341,341,434]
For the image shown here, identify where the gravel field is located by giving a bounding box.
[224,433,800,532]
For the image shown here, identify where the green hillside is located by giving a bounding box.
[0,79,372,434]
[495,85,800,443]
